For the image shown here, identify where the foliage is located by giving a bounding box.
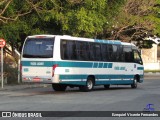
[4,62,18,84]
[108,0,160,48]
[144,69,160,73]
[0,0,160,50]
[0,0,125,50]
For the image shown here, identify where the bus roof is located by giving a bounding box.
[27,35,55,38]
[27,34,135,46]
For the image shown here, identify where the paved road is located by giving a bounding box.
[0,76,160,120]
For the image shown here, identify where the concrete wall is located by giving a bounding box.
[141,44,160,70]
[143,62,160,70]
[141,44,157,63]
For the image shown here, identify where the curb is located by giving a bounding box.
[144,72,160,76]
[0,83,49,91]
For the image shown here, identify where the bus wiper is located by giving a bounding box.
[23,54,36,58]
[38,55,52,58]
[23,54,52,58]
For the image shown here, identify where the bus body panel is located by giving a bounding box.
[21,35,144,87]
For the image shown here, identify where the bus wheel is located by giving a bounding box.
[131,77,137,89]
[52,84,67,91]
[104,85,110,89]
[79,77,94,92]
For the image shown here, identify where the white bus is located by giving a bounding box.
[21,35,144,92]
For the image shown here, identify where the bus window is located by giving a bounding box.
[118,45,124,62]
[101,44,108,61]
[61,40,67,59]
[89,43,94,61]
[123,46,133,62]
[61,40,77,60]
[90,43,101,61]
[133,50,143,65]
[23,38,54,58]
[107,44,113,61]
[112,45,119,62]
[76,41,89,61]
[95,44,101,61]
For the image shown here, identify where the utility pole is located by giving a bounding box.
[0,38,6,88]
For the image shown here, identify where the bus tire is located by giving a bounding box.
[52,84,67,91]
[131,77,137,89]
[79,77,94,92]
[104,85,110,89]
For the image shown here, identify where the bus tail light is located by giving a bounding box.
[23,77,27,80]
[33,77,41,82]
[52,64,58,77]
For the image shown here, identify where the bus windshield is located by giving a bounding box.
[23,38,54,58]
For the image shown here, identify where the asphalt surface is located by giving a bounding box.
[0,74,160,120]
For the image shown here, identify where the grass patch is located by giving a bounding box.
[144,70,160,73]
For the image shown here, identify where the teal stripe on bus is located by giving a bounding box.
[57,61,113,68]
[60,80,133,86]
[21,61,113,68]
[108,63,113,68]
[60,75,88,79]
[99,63,103,68]
[93,63,98,68]
[137,67,144,70]
[60,81,86,85]
[94,39,121,45]
[21,61,53,67]
[59,74,135,80]
[95,80,133,85]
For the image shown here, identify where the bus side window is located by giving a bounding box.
[61,40,67,59]
[133,50,143,65]
[89,43,95,61]
[101,44,108,61]
[69,41,77,60]
[76,41,89,61]
[112,45,119,62]
[61,40,77,60]
[107,44,113,61]
[94,44,101,61]
[123,46,133,62]
[85,42,90,60]
[89,43,101,61]
[118,45,124,62]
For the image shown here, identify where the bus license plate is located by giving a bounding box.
[33,78,41,82]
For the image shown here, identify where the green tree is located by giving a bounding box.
[0,0,126,50]
[108,0,160,48]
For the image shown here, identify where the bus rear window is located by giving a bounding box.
[23,38,54,58]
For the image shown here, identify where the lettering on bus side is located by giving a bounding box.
[24,68,29,72]
[37,62,44,65]
[30,62,44,66]
[65,69,70,72]
[30,62,36,66]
